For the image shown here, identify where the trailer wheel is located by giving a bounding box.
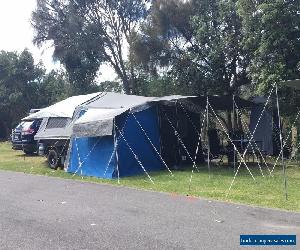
[47,149,60,169]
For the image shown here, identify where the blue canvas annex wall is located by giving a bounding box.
[67,106,164,179]
[68,135,116,178]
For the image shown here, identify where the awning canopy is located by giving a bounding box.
[73,108,128,137]
[281,79,300,90]
[188,95,254,110]
[72,94,194,137]
[72,93,255,137]
[81,92,155,109]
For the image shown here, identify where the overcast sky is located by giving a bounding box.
[0,0,115,81]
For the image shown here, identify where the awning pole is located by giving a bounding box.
[132,112,173,176]
[271,109,300,173]
[234,100,268,177]
[113,119,120,184]
[189,106,207,191]
[115,123,154,184]
[226,83,276,190]
[275,84,288,201]
[207,96,211,178]
[163,110,198,169]
[233,95,236,172]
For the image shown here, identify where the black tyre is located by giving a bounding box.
[47,149,60,169]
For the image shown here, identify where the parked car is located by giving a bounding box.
[11,119,42,154]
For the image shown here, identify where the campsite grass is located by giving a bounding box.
[0,141,299,212]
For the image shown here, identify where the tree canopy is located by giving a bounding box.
[0,50,70,139]
[238,0,300,117]
[1,0,299,138]
[31,0,299,98]
[238,0,300,91]
[32,0,149,94]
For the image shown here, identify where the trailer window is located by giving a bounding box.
[46,118,68,129]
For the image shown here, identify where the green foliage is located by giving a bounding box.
[95,81,123,93]
[131,0,251,96]
[1,0,297,138]
[237,0,300,121]
[36,70,71,107]
[0,50,71,139]
[32,0,103,94]
[31,0,299,100]
[192,0,251,94]
[237,0,300,92]
[32,0,149,94]
[0,50,44,138]
[134,71,193,97]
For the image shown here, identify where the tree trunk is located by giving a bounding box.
[122,77,131,94]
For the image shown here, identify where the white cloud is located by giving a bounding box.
[0,0,116,81]
[0,0,59,70]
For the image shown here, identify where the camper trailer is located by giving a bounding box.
[21,92,103,168]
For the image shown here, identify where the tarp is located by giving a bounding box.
[72,93,195,137]
[73,93,256,138]
[67,136,117,178]
[81,92,155,109]
[115,107,163,177]
[67,106,163,178]
[73,108,127,137]
[281,79,300,90]
[73,93,255,138]
[23,92,102,120]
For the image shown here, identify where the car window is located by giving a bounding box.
[30,119,42,129]
[15,122,25,130]
[22,121,34,130]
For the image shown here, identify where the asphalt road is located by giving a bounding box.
[0,170,299,250]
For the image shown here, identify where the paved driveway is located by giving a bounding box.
[0,171,299,250]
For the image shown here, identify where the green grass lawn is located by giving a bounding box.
[0,142,299,211]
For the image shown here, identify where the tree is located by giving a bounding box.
[0,50,45,139]
[238,0,300,91]
[0,50,73,139]
[131,0,251,96]
[130,0,199,95]
[32,0,149,94]
[32,0,104,94]
[36,70,71,107]
[131,0,251,129]
[96,81,123,93]
[237,0,300,116]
